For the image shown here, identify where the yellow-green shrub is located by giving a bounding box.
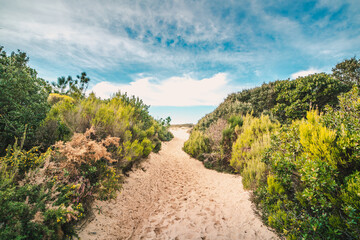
[299,110,342,167]
[47,93,75,105]
[141,138,154,157]
[120,140,144,162]
[91,97,133,138]
[1,138,51,179]
[183,130,211,159]
[0,49,173,239]
[256,97,360,239]
[36,94,76,148]
[230,114,279,189]
[98,167,122,200]
[0,140,83,239]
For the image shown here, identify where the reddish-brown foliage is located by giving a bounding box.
[54,127,120,174]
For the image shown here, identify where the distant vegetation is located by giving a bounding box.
[184,57,360,239]
[0,47,173,239]
[171,123,194,128]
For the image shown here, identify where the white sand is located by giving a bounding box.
[78,127,278,240]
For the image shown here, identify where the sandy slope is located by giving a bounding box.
[78,127,278,240]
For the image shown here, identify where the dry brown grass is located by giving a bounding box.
[54,127,120,175]
[205,118,227,150]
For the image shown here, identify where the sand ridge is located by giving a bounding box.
[78,127,278,240]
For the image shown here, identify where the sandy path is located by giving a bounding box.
[78,127,278,240]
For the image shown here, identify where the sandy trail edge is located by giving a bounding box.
[78,127,278,240]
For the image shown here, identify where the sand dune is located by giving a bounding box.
[78,127,278,240]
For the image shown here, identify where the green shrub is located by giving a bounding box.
[341,171,360,235]
[156,119,174,142]
[183,130,211,159]
[230,114,279,189]
[272,73,350,123]
[0,140,85,239]
[0,47,174,239]
[158,127,174,141]
[97,166,122,200]
[332,56,360,86]
[220,115,243,158]
[0,48,50,155]
[152,137,162,153]
[36,94,76,149]
[256,102,360,239]
[120,140,144,162]
[182,58,358,239]
[0,184,53,239]
[140,138,153,157]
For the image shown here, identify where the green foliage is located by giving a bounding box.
[97,166,122,200]
[0,127,122,239]
[121,140,145,162]
[220,115,243,157]
[0,141,82,240]
[332,57,360,86]
[231,114,279,189]
[196,81,278,132]
[299,111,341,167]
[272,73,350,123]
[322,86,360,170]
[48,93,76,105]
[39,90,173,157]
[3,145,50,179]
[187,73,350,172]
[0,47,174,239]
[0,47,50,155]
[341,171,360,233]
[0,183,53,239]
[256,104,360,239]
[183,130,211,159]
[184,58,358,239]
[152,137,162,153]
[52,72,90,99]
[36,94,75,149]
[158,126,174,141]
[156,117,174,142]
[141,138,154,157]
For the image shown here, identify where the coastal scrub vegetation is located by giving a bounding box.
[184,57,360,239]
[0,47,172,239]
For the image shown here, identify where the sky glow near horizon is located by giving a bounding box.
[1,0,360,123]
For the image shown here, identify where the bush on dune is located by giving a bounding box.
[272,73,350,123]
[184,72,350,173]
[184,57,360,239]
[0,47,174,239]
[183,130,211,160]
[0,47,50,155]
[256,89,360,239]
[231,114,279,189]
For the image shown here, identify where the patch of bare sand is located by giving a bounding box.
[78,127,278,240]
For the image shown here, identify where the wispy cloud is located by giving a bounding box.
[1,0,359,123]
[88,73,238,106]
[0,0,359,87]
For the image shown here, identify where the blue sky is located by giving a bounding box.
[1,0,360,124]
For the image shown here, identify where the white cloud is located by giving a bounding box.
[1,0,359,86]
[290,68,322,79]
[88,73,236,106]
[0,0,237,70]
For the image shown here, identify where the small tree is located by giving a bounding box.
[52,72,90,98]
[332,57,360,86]
[0,47,50,155]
